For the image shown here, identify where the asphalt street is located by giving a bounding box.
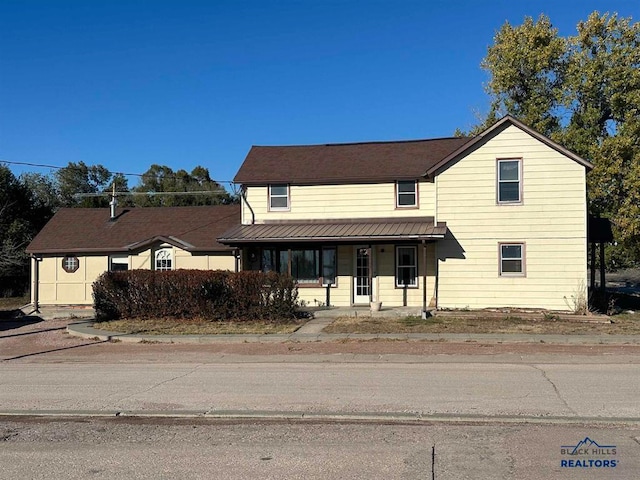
[1,361,639,421]
[1,417,638,480]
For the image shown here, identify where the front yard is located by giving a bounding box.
[322,311,640,335]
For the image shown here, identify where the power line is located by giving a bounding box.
[73,190,230,199]
[0,159,236,185]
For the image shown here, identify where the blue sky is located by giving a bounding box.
[1,0,637,191]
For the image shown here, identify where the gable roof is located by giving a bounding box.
[235,115,593,186]
[424,115,593,177]
[234,137,471,185]
[26,205,240,255]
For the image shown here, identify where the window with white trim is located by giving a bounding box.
[155,248,173,271]
[269,184,290,210]
[497,159,521,203]
[109,255,129,272]
[500,243,525,276]
[396,180,417,207]
[396,246,417,287]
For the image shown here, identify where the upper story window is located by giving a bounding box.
[396,180,418,208]
[269,184,290,211]
[499,243,525,276]
[155,248,173,271]
[497,159,522,203]
[62,255,79,273]
[109,255,129,272]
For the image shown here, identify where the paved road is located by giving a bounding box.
[2,361,639,421]
[1,416,638,480]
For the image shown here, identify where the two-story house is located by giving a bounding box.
[219,116,592,311]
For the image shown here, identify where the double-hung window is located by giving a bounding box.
[396,246,417,287]
[269,184,290,210]
[497,159,522,203]
[396,180,418,208]
[499,243,525,276]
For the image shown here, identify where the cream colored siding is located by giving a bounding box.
[175,249,236,271]
[242,182,436,223]
[34,248,235,306]
[131,251,151,270]
[436,125,588,311]
[35,255,108,305]
[293,244,437,308]
[294,245,351,307]
[375,243,437,307]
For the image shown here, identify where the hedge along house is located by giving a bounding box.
[26,204,240,308]
[219,116,593,312]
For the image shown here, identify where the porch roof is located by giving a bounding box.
[218,218,447,245]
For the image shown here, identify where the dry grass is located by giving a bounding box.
[0,295,29,310]
[323,312,640,335]
[0,295,29,319]
[95,318,304,335]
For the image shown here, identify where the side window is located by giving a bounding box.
[62,255,79,273]
[395,246,417,287]
[269,184,290,211]
[321,247,337,286]
[497,159,522,203]
[109,255,129,272]
[155,248,173,271]
[396,180,418,208]
[500,243,525,276]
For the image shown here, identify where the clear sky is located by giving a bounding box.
[1,0,637,190]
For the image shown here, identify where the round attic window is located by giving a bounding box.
[62,255,79,273]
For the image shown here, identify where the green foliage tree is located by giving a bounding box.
[132,164,236,206]
[469,11,640,267]
[0,165,47,295]
[55,161,113,207]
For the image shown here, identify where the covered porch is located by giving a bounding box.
[218,218,447,311]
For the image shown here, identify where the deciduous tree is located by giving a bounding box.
[469,11,640,266]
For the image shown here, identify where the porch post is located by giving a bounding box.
[368,245,373,303]
[422,240,427,313]
[590,242,596,289]
[32,255,40,313]
[599,242,606,294]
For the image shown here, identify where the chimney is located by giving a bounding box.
[109,184,118,220]
[109,196,118,220]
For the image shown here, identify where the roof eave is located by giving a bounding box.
[218,233,446,245]
[424,115,594,178]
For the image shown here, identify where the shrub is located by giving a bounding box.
[93,269,299,322]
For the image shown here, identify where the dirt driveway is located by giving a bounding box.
[2,317,640,364]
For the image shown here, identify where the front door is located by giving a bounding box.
[353,247,372,304]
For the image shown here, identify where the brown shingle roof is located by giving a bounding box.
[218,218,447,245]
[234,137,471,185]
[26,205,240,254]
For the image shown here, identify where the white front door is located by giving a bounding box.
[353,247,372,304]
